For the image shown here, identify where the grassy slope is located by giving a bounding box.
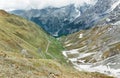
[0,10,113,78]
[0,51,113,78]
[0,10,65,62]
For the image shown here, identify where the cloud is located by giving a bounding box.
[0,0,95,11]
[0,0,30,10]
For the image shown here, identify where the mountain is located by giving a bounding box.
[10,4,92,37]
[97,1,120,25]
[0,10,113,78]
[11,0,120,37]
[60,23,120,77]
[73,0,120,28]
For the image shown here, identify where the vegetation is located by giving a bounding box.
[0,10,113,78]
[0,51,113,78]
[0,10,65,62]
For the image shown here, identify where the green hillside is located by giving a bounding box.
[0,10,65,62]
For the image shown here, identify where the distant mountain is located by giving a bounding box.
[97,2,120,25]
[10,4,92,37]
[11,0,120,37]
[73,0,120,27]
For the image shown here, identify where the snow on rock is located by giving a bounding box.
[107,0,120,13]
[74,8,81,19]
[65,49,79,54]
[113,21,120,25]
[74,63,120,78]
[110,0,120,11]
[62,49,79,58]
[77,52,96,59]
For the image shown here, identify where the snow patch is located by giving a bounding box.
[65,43,73,47]
[62,51,68,58]
[62,49,79,58]
[65,49,79,54]
[74,64,120,78]
[78,52,96,59]
[79,33,83,38]
[74,8,81,19]
[106,18,111,22]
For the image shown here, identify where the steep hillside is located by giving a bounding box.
[0,10,113,78]
[61,24,120,77]
[0,10,64,62]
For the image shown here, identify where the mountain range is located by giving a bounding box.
[11,4,83,37]
[11,0,120,37]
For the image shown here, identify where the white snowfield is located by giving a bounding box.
[62,49,120,78]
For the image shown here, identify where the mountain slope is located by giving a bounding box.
[0,10,113,78]
[0,10,65,62]
[60,24,120,77]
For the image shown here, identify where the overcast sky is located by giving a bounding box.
[0,0,95,11]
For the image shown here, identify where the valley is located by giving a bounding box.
[0,10,113,78]
[0,0,120,78]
